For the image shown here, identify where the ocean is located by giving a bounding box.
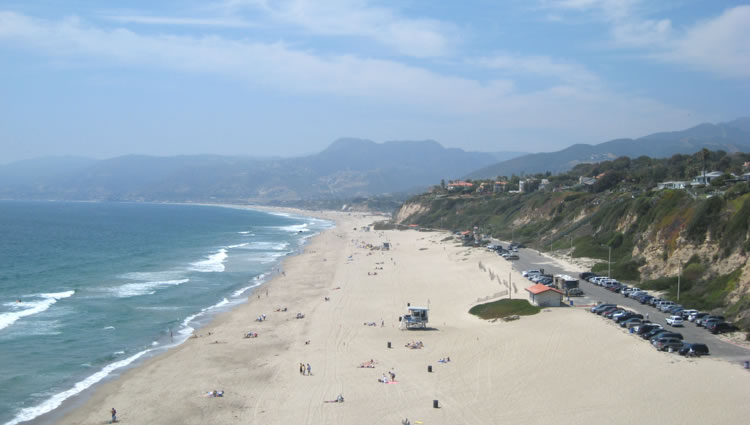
[0,201,331,425]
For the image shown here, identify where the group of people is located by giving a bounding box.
[299,362,312,376]
[274,307,287,312]
[359,359,376,368]
[243,332,258,338]
[256,313,267,322]
[206,390,224,397]
[438,357,451,363]
[378,369,397,383]
[405,340,424,349]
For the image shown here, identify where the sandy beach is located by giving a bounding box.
[57,210,750,425]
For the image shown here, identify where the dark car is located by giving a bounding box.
[643,328,671,340]
[653,337,684,352]
[597,306,620,316]
[650,332,683,342]
[603,308,625,318]
[697,315,725,327]
[580,272,597,280]
[616,313,643,323]
[591,304,616,313]
[639,295,654,304]
[678,343,710,356]
[637,324,661,335]
[690,312,709,322]
[707,322,737,334]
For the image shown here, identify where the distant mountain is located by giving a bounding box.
[0,139,498,202]
[467,118,750,179]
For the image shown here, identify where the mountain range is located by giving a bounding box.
[467,117,750,179]
[0,139,513,202]
[1,118,748,203]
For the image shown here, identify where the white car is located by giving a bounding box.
[523,269,540,278]
[666,315,683,326]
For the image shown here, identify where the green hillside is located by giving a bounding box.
[396,150,750,330]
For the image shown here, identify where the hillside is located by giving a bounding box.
[0,139,498,203]
[394,150,750,330]
[468,118,750,178]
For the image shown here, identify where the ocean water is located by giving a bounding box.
[0,201,331,425]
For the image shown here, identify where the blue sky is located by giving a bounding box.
[1,0,749,163]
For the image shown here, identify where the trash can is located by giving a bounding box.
[433,400,439,408]
[387,341,391,349]
[427,365,432,373]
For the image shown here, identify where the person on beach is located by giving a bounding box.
[110,407,117,423]
[307,363,311,376]
[300,363,305,375]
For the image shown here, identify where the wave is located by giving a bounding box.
[178,297,230,337]
[103,326,115,330]
[231,273,267,298]
[249,241,290,251]
[227,242,250,249]
[189,249,228,272]
[5,348,152,425]
[237,231,254,235]
[113,279,190,298]
[276,223,309,233]
[0,291,74,332]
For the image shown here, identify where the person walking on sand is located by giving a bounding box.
[110,407,117,423]
[300,363,304,375]
[307,363,311,376]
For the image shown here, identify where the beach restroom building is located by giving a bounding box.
[525,284,563,307]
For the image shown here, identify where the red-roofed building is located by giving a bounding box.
[525,283,563,307]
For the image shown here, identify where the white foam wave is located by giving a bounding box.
[237,231,254,235]
[5,349,151,425]
[276,223,309,233]
[231,274,266,298]
[113,279,190,298]
[103,326,115,330]
[227,242,250,249]
[113,351,125,355]
[179,297,230,336]
[0,291,74,332]
[190,249,228,272]
[249,241,290,251]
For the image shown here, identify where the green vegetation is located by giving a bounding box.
[398,149,750,330]
[469,299,541,320]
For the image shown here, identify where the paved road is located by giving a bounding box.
[491,242,750,362]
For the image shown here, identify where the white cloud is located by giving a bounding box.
[662,6,750,79]
[102,15,254,28]
[0,11,699,149]
[222,0,457,57]
[475,54,601,88]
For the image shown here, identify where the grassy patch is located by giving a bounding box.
[469,299,541,320]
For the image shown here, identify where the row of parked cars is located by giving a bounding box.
[589,303,709,356]
[487,243,520,260]
[580,272,739,335]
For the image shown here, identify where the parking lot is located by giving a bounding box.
[503,245,750,362]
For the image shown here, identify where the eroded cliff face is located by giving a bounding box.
[394,201,428,223]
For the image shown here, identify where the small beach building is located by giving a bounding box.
[525,284,563,307]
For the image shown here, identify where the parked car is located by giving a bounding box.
[523,269,541,277]
[678,343,709,356]
[653,337,685,352]
[650,332,683,342]
[697,315,725,327]
[689,312,708,322]
[567,288,584,296]
[706,322,737,334]
[637,324,662,335]
[621,318,645,328]
[579,272,597,280]
[643,328,671,340]
[591,304,616,313]
[680,309,698,319]
[603,308,625,319]
[597,306,620,316]
[666,315,684,326]
[504,254,519,260]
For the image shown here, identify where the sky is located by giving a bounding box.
[1,0,749,163]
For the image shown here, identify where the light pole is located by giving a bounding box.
[569,236,574,261]
[608,246,612,279]
[677,261,681,301]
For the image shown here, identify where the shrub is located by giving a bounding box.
[469,299,541,319]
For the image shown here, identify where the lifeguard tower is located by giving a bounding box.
[403,306,429,329]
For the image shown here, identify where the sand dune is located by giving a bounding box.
[58,211,750,425]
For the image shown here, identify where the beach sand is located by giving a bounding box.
[58,211,750,425]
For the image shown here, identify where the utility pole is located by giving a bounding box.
[608,246,612,279]
[569,236,574,261]
[677,261,681,301]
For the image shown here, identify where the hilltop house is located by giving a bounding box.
[494,181,508,193]
[657,181,689,190]
[539,178,550,191]
[447,181,474,191]
[579,176,597,186]
[525,284,563,307]
[692,171,724,185]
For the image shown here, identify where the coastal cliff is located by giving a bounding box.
[393,152,750,329]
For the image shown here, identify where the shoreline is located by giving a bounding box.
[15,205,344,425]
[48,212,750,425]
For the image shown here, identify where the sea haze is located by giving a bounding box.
[0,201,331,425]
